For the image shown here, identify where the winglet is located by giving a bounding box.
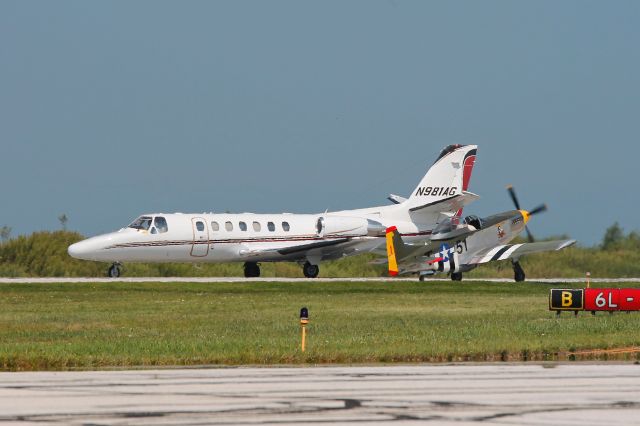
[386,226,399,276]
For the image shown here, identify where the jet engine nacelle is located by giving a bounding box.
[316,216,386,238]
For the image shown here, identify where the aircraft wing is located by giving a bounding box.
[466,239,576,265]
[276,239,351,256]
[238,238,369,262]
[238,238,350,258]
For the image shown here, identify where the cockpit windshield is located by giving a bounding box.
[128,216,153,231]
[154,216,168,233]
[464,215,484,230]
[433,216,461,235]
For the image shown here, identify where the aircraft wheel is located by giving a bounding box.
[303,262,319,278]
[513,261,526,282]
[418,275,425,282]
[107,263,121,278]
[243,262,260,278]
[451,272,463,281]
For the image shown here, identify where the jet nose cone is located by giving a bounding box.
[68,239,99,260]
[67,234,117,261]
[67,241,85,259]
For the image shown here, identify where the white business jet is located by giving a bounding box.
[68,144,478,278]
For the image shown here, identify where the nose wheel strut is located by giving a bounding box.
[107,263,122,278]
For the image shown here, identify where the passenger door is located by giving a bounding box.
[191,217,209,257]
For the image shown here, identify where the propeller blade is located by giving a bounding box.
[525,225,535,243]
[506,185,521,210]
[528,204,548,216]
[506,185,546,243]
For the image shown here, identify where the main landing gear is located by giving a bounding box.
[302,262,319,278]
[107,263,122,278]
[513,260,526,282]
[451,272,463,281]
[244,262,261,278]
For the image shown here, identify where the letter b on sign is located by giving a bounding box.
[550,289,584,311]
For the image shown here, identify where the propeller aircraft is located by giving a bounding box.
[385,186,575,281]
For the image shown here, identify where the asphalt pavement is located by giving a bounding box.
[1,364,639,425]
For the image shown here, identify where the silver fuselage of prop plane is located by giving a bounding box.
[386,208,575,281]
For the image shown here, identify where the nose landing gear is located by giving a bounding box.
[107,263,122,278]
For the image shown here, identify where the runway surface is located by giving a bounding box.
[1,277,639,284]
[1,364,640,425]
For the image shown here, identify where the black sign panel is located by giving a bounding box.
[549,289,584,311]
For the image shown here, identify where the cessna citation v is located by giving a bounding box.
[68,144,478,278]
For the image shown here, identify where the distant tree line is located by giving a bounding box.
[601,222,640,250]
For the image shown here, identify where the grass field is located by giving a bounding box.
[1,280,639,371]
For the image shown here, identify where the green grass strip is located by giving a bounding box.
[0,281,639,370]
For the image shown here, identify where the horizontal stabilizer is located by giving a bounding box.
[409,191,480,214]
[387,194,407,205]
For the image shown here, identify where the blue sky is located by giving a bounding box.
[1,0,639,246]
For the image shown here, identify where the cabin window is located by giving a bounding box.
[196,221,205,232]
[225,221,233,231]
[154,217,168,233]
[239,221,247,231]
[253,221,261,231]
[211,221,219,231]
[267,221,276,232]
[129,216,153,231]
[282,221,290,232]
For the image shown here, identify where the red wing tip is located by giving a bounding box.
[386,226,398,234]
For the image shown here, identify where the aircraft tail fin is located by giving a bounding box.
[404,144,477,213]
[386,226,410,276]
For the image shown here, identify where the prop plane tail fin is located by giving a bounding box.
[386,226,410,276]
[386,227,399,276]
